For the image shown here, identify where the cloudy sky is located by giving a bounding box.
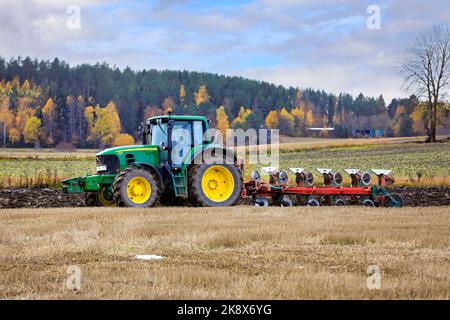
[1,0,449,101]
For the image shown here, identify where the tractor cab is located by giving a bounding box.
[143,114,210,167]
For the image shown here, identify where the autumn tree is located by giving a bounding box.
[143,105,164,120]
[265,110,278,129]
[84,106,95,142]
[0,96,14,146]
[278,108,294,135]
[411,104,428,135]
[194,85,210,106]
[24,116,42,147]
[42,98,57,144]
[230,106,251,129]
[393,105,413,136]
[179,85,186,104]
[291,107,305,136]
[113,133,135,147]
[216,106,230,137]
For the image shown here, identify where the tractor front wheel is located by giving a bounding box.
[112,168,159,207]
[188,163,242,207]
[85,187,116,207]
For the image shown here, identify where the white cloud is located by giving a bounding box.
[0,0,449,102]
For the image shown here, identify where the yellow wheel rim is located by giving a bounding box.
[98,187,116,207]
[201,165,235,203]
[126,177,152,204]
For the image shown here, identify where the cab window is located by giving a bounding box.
[149,123,168,146]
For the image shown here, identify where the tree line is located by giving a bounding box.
[0,56,448,148]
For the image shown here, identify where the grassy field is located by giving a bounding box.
[0,137,448,188]
[0,206,449,299]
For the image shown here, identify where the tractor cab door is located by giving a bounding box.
[149,121,169,162]
[169,120,193,168]
[169,120,204,168]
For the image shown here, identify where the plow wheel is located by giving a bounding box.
[188,163,242,207]
[280,196,293,207]
[254,196,269,207]
[113,168,159,207]
[362,198,376,207]
[334,198,346,206]
[307,197,320,206]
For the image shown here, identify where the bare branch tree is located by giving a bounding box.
[402,24,450,142]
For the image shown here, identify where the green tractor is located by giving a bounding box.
[62,113,243,207]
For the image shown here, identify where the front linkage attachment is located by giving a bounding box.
[243,167,403,208]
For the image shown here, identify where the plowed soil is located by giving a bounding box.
[0,187,449,209]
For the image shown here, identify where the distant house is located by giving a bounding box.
[352,129,383,138]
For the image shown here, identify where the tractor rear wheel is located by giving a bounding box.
[112,168,159,207]
[188,163,242,207]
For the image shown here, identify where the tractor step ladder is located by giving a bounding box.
[172,171,188,196]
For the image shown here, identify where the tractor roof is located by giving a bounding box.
[147,115,207,122]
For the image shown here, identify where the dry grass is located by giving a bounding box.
[0,206,449,299]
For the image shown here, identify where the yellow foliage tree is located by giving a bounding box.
[15,97,36,142]
[216,106,230,137]
[8,128,20,144]
[265,110,278,128]
[291,107,305,135]
[97,102,121,146]
[0,96,14,145]
[113,133,135,147]
[411,104,427,134]
[230,106,252,129]
[21,80,30,93]
[194,85,210,106]
[306,111,314,127]
[179,85,186,104]
[42,98,56,144]
[84,106,95,142]
[24,116,42,146]
[278,108,295,135]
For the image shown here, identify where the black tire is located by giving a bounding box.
[112,168,159,207]
[85,193,100,207]
[280,196,293,207]
[188,163,242,207]
[254,196,269,207]
[362,199,376,207]
[307,198,320,206]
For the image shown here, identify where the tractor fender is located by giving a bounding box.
[189,145,237,166]
[130,163,163,189]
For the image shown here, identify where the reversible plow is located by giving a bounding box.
[242,168,403,208]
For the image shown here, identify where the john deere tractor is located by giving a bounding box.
[62,113,242,207]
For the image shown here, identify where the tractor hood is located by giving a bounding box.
[96,145,158,156]
[96,145,161,170]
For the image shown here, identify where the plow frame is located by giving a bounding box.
[242,180,402,208]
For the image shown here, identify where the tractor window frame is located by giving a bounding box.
[149,122,168,147]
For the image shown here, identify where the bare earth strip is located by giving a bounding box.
[0,206,449,299]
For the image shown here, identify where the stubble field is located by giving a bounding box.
[0,205,449,299]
